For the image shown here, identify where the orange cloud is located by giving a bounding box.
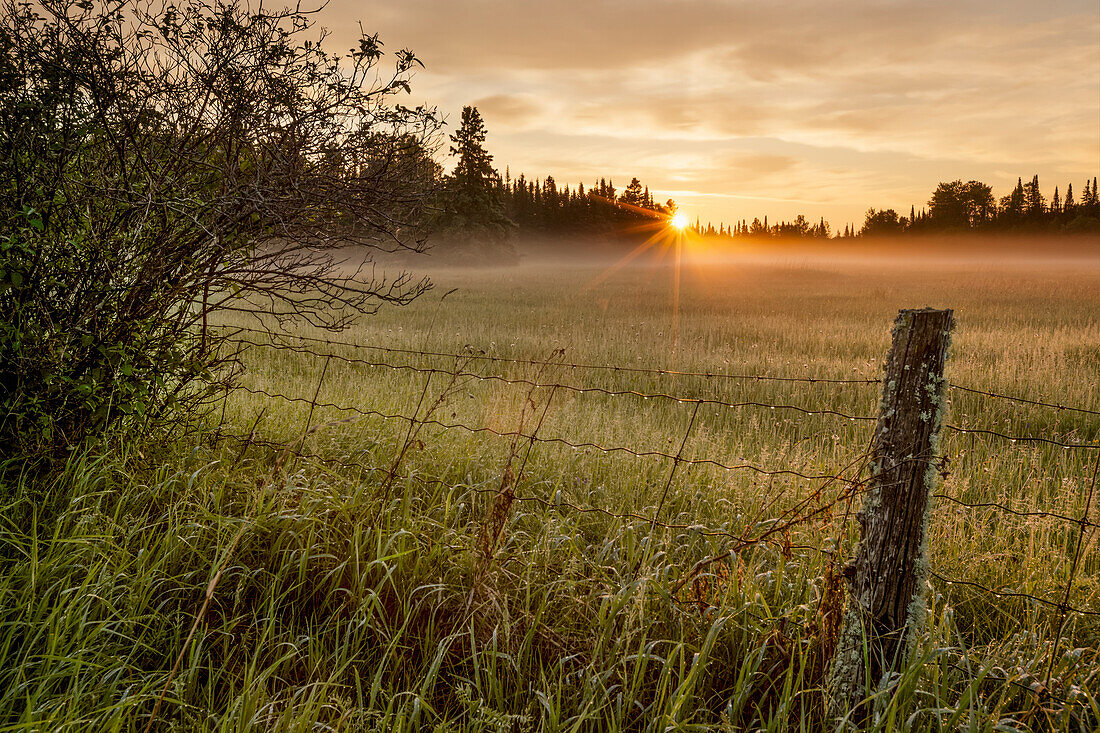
[316,0,1099,226]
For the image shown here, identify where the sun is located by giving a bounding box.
[668,212,689,230]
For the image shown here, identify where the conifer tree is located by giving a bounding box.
[999,177,1026,222]
[1023,174,1044,216]
[436,105,514,247]
[450,107,494,191]
[620,177,645,207]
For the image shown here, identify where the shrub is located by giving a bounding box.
[0,0,440,460]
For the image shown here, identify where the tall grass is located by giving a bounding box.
[4,443,1095,730]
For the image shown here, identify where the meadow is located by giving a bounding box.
[2,239,1098,731]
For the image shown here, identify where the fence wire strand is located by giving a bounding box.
[229,337,880,421]
[217,325,883,384]
[216,324,1100,415]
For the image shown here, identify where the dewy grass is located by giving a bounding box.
[3,256,1098,730]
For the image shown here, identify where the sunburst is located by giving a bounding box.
[583,201,703,360]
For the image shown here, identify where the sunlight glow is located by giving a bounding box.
[581,197,713,364]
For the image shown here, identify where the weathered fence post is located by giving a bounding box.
[828,308,954,724]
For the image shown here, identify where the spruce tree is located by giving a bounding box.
[450,107,495,192]
[620,177,645,207]
[1023,174,1044,216]
[999,178,1025,223]
[436,106,514,251]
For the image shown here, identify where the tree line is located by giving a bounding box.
[431,106,672,248]
[433,106,1100,242]
[494,172,1100,241]
[501,173,673,233]
[855,175,1100,237]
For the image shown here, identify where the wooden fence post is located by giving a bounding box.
[828,308,955,724]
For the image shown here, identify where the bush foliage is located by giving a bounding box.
[0,0,439,460]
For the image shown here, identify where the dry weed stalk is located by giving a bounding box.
[475,351,564,566]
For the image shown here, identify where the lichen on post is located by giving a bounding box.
[827,308,955,726]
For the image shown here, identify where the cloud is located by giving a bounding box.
[471,94,544,130]
[316,1,1099,225]
[726,153,798,178]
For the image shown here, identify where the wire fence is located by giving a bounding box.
[211,324,1099,703]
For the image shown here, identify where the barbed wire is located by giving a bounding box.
[216,325,883,385]
[464,485,850,547]
[220,426,1100,620]
[231,383,875,483]
[213,327,1100,670]
[215,431,394,477]
[226,349,1099,531]
[215,325,1100,415]
[212,430,857,546]
[932,493,1098,529]
[929,660,1075,710]
[929,572,1100,618]
[228,337,879,421]
[222,420,1100,618]
[1045,450,1099,692]
[948,384,1100,417]
[224,333,1099,449]
[942,425,1099,450]
[229,338,1097,449]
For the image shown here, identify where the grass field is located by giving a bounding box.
[3,240,1098,731]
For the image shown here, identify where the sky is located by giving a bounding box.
[322,0,1099,229]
